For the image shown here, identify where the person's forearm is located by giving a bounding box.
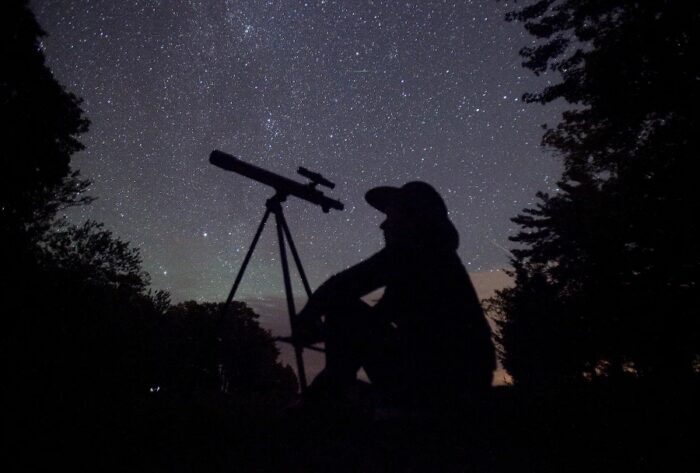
[303,249,389,315]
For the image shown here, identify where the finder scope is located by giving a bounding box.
[209,150,344,213]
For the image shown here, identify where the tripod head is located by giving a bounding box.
[210,150,344,213]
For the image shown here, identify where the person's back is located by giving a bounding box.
[372,240,495,409]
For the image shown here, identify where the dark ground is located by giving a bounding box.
[7,380,698,472]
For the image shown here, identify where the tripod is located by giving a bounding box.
[219,191,323,392]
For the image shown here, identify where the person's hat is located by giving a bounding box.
[365,181,448,218]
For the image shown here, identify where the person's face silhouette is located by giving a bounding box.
[379,203,414,246]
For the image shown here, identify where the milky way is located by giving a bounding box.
[32,0,563,310]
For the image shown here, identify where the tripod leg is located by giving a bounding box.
[219,208,271,322]
[274,210,308,391]
[277,210,313,298]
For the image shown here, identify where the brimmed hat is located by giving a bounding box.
[365,181,449,218]
[365,181,459,249]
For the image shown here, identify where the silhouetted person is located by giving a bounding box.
[296,182,496,413]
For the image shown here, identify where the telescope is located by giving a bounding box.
[210,149,341,391]
[209,150,343,212]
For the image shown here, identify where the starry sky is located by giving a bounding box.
[32,1,563,375]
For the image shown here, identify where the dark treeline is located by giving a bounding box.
[488,0,699,388]
[2,1,296,470]
[2,0,698,471]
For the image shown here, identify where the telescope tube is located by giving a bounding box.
[210,150,344,212]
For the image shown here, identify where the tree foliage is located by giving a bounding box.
[1,0,91,246]
[9,220,297,405]
[3,0,297,414]
[159,301,298,400]
[491,1,699,386]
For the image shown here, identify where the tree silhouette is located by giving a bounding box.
[1,0,91,256]
[160,301,298,401]
[7,221,166,400]
[1,0,98,405]
[490,1,699,386]
[2,0,297,420]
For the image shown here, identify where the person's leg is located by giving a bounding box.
[360,321,410,406]
[307,299,374,397]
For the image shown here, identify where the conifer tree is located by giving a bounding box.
[491,1,699,385]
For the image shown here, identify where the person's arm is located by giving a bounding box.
[297,248,392,320]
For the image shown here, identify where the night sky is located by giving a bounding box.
[32,0,563,381]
